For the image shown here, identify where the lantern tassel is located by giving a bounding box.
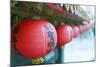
[32,57,45,64]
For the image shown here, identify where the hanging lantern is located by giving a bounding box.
[86,23,92,30]
[82,21,90,31]
[56,24,73,46]
[11,19,57,58]
[78,25,84,33]
[71,25,80,38]
[83,23,91,32]
[83,24,87,31]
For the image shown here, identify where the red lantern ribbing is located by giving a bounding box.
[71,25,80,38]
[11,19,57,58]
[56,24,73,46]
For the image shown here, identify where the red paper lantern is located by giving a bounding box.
[86,23,92,30]
[78,25,84,33]
[71,25,80,38]
[82,21,90,31]
[56,24,73,46]
[83,24,87,31]
[12,19,57,58]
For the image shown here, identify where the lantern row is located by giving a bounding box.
[11,19,93,64]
